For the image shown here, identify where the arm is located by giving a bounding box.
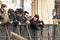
[39,21,44,28]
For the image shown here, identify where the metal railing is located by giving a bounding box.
[0,24,60,40]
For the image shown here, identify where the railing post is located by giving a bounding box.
[17,26,20,35]
[26,24,32,40]
[53,24,57,40]
[4,24,11,40]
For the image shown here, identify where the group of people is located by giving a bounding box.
[0,4,44,31]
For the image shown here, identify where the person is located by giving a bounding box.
[16,8,24,22]
[53,13,60,24]
[13,8,24,26]
[8,8,16,24]
[0,4,10,24]
[23,11,30,24]
[30,15,44,31]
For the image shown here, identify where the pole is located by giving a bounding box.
[20,0,24,9]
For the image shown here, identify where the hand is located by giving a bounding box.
[40,22,43,25]
[10,21,13,24]
[26,20,30,24]
[0,21,2,24]
[18,22,21,25]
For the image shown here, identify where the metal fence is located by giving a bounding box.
[0,24,60,40]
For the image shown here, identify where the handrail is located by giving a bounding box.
[0,23,60,40]
[10,32,28,40]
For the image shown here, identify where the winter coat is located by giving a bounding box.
[8,12,15,21]
[0,11,10,23]
[30,18,44,30]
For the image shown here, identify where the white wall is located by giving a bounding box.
[0,0,20,10]
[1,0,32,16]
[38,0,55,24]
[24,0,32,16]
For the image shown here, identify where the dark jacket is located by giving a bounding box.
[16,16,25,23]
[8,12,16,21]
[30,19,44,30]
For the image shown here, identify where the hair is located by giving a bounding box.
[8,8,14,13]
[34,15,39,19]
[24,11,29,15]
[1,4,7,8]
[16,8,24,14]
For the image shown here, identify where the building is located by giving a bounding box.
[32,0,55,24]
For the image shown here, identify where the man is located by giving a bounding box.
[8,8,15,21]
[8,8,16,24]
[23,11,30,24]
[13,8,24,26]
[0,4,10,24]
[16,8,24,23]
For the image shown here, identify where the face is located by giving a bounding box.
[33,17,38,21]
[2,7,7,11]
[25,13,29,18]
[17,13,22,17]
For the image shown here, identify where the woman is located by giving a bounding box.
[30,15,44,30]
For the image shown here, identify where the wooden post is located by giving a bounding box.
[10,31,28,40]
[20,0,24,9]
